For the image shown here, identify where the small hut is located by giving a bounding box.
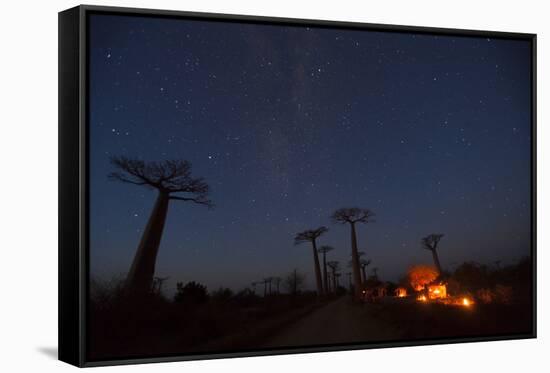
[427,283,447,300]
[363,283,388,302]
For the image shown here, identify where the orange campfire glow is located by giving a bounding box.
[462,297,472,307]
[417,295,427,302]
[395,287,407,298]
[430,295,475,307]
[427,284,447,300]
[408,265,439,292]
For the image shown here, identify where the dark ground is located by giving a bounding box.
[88,294,532,361]
[263,296,532,349]
[262,296,401,348]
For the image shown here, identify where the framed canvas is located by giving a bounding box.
[59,5,537,367]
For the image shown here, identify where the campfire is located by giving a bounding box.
[440,296,474,307]
[395,287,407,298]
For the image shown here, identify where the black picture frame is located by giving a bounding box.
[59,4,537,367]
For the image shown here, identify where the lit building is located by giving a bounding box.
[395,287,407,297]
[427,284,447,300]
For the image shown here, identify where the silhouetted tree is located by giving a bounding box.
[211,287,233,303]
[294,227,328,296]
[109,156,212,296]
[360,259,371,284]
[371,267,379,279]
[335,273,341,289]
[152,276,169,295]
[260,278,270,297]
[452,261,491,292]
[421,234,444,274]
[273,276,282,293]
[265,277,274,295]
[234,288,259,306]
[251,281,259,294]
[346,272,352,292]
[332,208,375,300]
[174,281,209,304]
[408,265,439,291]
[318,245,335,295]
[327,261,340,293]
[284,269,306,295]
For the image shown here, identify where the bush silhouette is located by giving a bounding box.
[211,287,234,303]
[174,281,209,305]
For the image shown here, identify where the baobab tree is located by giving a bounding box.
[294,227,328,296]
[421,234,445,274]
[261,278,271,296]
[109,156,212,296]
[332,208,375,300]
[152,276,169,295]
[360,259,371,284]
[273,276,282,294]
[335,273,341,289]
[327,261,340,293]
[355,251,369,280]
[266,277,274,295]
[251,281,259,294]
[318,245,335,295]
[284,269,306,295]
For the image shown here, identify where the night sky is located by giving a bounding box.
[88,14,532,294]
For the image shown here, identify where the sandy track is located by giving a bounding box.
[261,296,402,348]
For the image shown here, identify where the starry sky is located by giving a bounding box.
[88,13,532,294]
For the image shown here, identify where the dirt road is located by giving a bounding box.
[261,296,402,348]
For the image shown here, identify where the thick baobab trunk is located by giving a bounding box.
[126,192,170,296]
[350,223,363,301]
[311,241,324,296]
[432,249,442,275]
[322,252,328,295]
[332,271,337,293]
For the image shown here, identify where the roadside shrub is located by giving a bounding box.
[476,288,495,304]
[494,284,513,304]
[174,281,209,305]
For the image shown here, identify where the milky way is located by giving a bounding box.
[88,14,532,294]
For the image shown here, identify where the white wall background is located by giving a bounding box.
[0,0,546,371]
